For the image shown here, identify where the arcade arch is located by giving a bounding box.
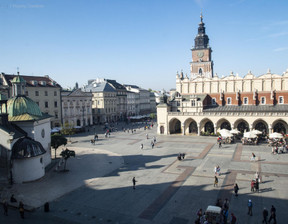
[169,118,181,134]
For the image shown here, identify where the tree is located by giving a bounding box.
[61,122,75,141]
[60,148,75,171]
[51,133,67,159]
[150,113,156,120]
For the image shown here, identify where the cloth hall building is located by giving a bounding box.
[157,14,288,136]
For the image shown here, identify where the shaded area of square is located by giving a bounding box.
[169,217,189,224]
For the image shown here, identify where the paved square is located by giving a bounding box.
[1,125,288,223]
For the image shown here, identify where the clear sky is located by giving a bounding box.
[1,0,288,91]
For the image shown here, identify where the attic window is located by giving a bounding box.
[40,81,46,86]
[32,80,38,86]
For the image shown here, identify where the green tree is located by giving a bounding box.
[61,122,75,141]
[51,133,67,159]
[150,113,156,119]
[60,148,76,171]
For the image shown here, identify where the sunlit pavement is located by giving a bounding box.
[1,123,288,223]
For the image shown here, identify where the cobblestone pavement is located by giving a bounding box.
[1,123,288,223]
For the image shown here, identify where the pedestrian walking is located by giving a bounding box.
[182,153,185,160]
[196,208,202,221]
[151,141,154,149]
[251,179,255,192]
[247,199,253,216]
[214,176,218,187]
[3,200,8,216]
[230,213,237,224]
[251,152,256,161]
[255,178,259,192]
[19,201,24,219]
[146,133,148,139]
[219,141,222,148]
[132,177,137,190]
[140,144,143,149]
[268,205,276,223]
[153,137,156,143]
[234,183,239,197]
[262,207,268,224]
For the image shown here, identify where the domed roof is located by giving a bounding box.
[11,137,46,159]
[7,96,43,121]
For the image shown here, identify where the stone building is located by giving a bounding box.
[61,88,93,127]
[83,80,117,124]
[106,79,127,121]
[1,73,62,128]
[157,14,288,136]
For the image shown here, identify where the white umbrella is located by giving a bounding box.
[269,132,283,139]
[219,129,231,134]
[243,132,257,138]
[230,129,240,134]
[221,132,233,137]
[252,130,262,135]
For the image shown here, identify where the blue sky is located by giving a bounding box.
[1,0,288,91]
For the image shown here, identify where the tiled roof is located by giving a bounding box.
[83,81,116,92]
[106,79,126,90]
[203,105,288,112]
[2,73,61,88]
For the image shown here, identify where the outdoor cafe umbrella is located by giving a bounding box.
[252,130,262,135]
[230,129,240,134]
[221,132,233,137]
[269,132,283,139]
[219,129,231,135]
[243,132,257,138]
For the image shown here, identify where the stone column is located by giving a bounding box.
[182,122,185,135]
[249,124,253,132]
[197,123,201,136]
[231,124,234,130]
[214,123,217,135]
[269,124,272,135]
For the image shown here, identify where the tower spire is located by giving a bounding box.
[200,11,203,23]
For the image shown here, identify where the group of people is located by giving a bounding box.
[247,200,277,223]
[177,153,186,161]
[2,194,25,219]
[140,136,157,150]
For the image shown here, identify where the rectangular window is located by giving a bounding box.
[261,97,266,105]
[45,102,48,108]
[54,91,57,96]
[45,91,48,96]
[227,97,232,105]
[25,91,28,96]
[191,100,196,106]
[54,101,58,107]
[243,97,248,105]
[279,96,284,104]
[36,102,39,106]
[177,101,180,106]
[55,112,58,119]
[212,98,216,105]
[35,91,39,96]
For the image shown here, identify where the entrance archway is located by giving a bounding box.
[160,126,164,134]
[236,120,249,133]
[169,119,181,134]
[204,121,214,134]
[189,121,198,134]
[273,122,287,134]
[220,121,231,130]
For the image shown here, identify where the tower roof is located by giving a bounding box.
[194,13,210,49]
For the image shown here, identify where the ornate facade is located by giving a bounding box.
[157,15,288,136]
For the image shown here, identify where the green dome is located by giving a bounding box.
[7,96,42,118]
